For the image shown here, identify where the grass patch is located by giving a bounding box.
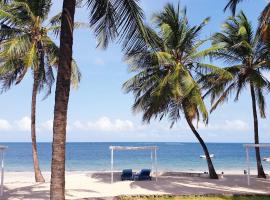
[119,195,270,200]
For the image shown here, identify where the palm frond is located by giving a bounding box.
[224,0,243,15]
[210,82,236,113]
[256,87,266,118]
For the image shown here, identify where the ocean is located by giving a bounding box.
[1,142,270,173]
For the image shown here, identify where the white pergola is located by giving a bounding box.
[109,146,158,183]
[0,146,7,197]
[244,144,270,186]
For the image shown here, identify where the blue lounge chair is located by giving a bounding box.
[134,169,152,181]
[121,169,133,181]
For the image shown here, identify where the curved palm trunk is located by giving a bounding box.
[250,83,266,178]
[31,70,45,183]
[50,0,76,199]
[184,111,218,179]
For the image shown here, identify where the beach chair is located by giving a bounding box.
[134,169,152,181]
[121,169,133,181]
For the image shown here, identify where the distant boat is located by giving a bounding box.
[263,157,270,162]
[200,154,214,159]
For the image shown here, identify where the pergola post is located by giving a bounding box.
[111,148,114,183]
[151,150,153,174]
[0,146,7,197]
[243,144,270,186]
[246,146,250,186]
[0,151,3,196]
[154,148,157,182]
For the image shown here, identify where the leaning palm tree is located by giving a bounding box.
[123,3,227,179]
[50,0,147,198]
[0,0,80,183]
[201,11,270,178]
[225,0,270,41]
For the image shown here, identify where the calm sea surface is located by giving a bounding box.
[1,142,270,172]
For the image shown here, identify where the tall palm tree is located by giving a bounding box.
[123,3,228,179]
[0,0,80,183]
[201,12,270,178]
[225,0,270,41]
[50,0,146,199]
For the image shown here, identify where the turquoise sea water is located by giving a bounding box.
[1,142,270,173]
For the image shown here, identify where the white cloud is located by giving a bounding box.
[0,119,12,131]
[41,119,53,131]
[0,116,250,135]
[15,116,31,131]
[73,120,86,131]
[197,119,249,131]
[73,117,134,132]
[94,58,105,65]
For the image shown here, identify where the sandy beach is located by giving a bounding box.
[2,171,270,199]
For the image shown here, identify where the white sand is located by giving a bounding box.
[2,171,270,200]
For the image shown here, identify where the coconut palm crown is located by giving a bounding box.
[0,0,81,182]
[123,3,229,179]
[225,0,270,41]
[0,0,80,92]
[201,11,270,178]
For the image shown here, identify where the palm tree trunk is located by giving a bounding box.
[31,70,45,183]
[250,83,266,178]
[50,0,76,199]
[184,110,218,179]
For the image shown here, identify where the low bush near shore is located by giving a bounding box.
[119,195,270,200]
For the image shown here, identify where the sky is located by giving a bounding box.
[0,0,270,142]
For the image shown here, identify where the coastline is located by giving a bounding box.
[4,169,260,175]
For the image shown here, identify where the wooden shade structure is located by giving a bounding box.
[109,146,158,183]
[0,146,7,196]
[244,144,270,186]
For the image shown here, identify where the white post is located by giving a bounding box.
[0,151,4,196]
[246,146,250,186]
[154,148,157,182]
[111,148,114,184]
[151,150,153,175]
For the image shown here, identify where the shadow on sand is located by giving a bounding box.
[87,172,122,183]
[129,175,270,195]
[2,184,49,200]
[87,172,270,196]
[2,184,100,200]
[3,173,270,199]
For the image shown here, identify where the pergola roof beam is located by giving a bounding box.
[109,146,158,151]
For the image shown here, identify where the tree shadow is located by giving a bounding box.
[129,175,270,196]
[3,174,270,199]
[87,172,122,183]
[2,184,50,199]
[2,184,100,199]
[74,197,116,200]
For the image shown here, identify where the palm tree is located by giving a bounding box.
[0,0,80,183]
[225,0,270,41]
[50,0,146,199]
[201,12,270,178]
[123,3,228,179]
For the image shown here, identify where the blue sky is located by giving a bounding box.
[0,0,270,142]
